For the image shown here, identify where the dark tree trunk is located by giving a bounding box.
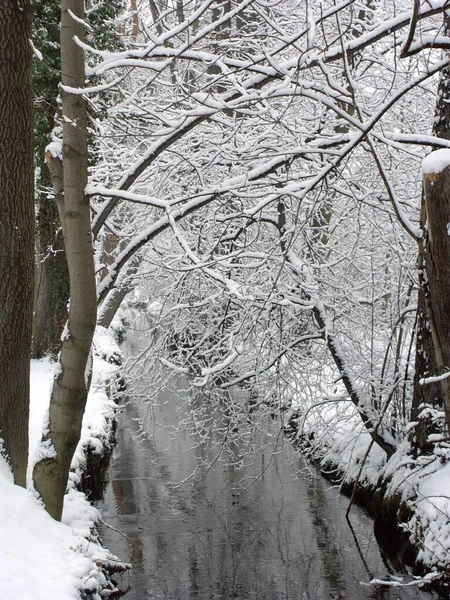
[31,1,69,359]
[32,191,70,359]
[0,0,34,486]
[418,167,450,426]
[411,287,442,448]
[410,17,450,450]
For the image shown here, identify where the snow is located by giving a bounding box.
[409,460,450,568]
[296,400,388,488]
[292,393,450,575]
[45,140,63,160]
[67,9,94,31]
[422,149,450,175]
[29,39,43,61]
[85,183,171,209]
[1,328,124,600]
[0,470,98,600]
[420,371,450,386]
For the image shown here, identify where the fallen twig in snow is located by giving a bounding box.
[362,571,442,587]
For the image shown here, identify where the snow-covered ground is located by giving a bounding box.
[0,327,125,600]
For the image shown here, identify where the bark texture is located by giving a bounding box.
[411,31,450,448]
[0,1,34,486]
[31,1,69,359]
[32,186,70,359]
[32,147,69,359]
[98,288,130,329]
[420,169,450,428]
[33,0,97,520]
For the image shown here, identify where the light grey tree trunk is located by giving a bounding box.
[98,288,131,329]
[0,0,34,487]
[33,0,97,521]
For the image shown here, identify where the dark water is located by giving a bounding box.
[95,375,440,600]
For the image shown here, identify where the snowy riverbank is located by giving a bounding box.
[287,400,450,589]
[0,327,125,600]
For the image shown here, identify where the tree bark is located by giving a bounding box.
[33,0,97,520]
[410,18,450,449]
[130,0,139,39]
[32,146,69,360]
[98,288,130,329]
[419,167,450,429]
[0,0,34,487]
[410,206,442,448]
[31,1,69,359]
[32,233,70,358]
[32,184,70,359]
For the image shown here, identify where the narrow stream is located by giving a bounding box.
[96,340,439,599]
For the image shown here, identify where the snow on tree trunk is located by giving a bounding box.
[0,0,34,487]
[33,0,97,521]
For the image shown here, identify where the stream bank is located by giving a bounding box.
[285,409,450,597]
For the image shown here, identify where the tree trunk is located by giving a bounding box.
[32,181,70,359]
[410,19,450,450]
[31,1,69,359]
[97,248,144,328]
[0,0,34,487]
[419,167,450,428]
[410,213,443,449]
[130,0,139,39]
[33,0,97,521]
[32,229,70,358]
[32,147,70,360]
[98,288,130,329]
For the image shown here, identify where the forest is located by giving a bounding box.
[2,0,450,597]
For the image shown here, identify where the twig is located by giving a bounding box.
[99,517,136,563]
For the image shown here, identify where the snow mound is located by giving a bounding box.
[422,148,450,175]
[0,455,112,600]
[0,327,126,599]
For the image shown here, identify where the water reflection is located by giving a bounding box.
[96,382,439,600]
